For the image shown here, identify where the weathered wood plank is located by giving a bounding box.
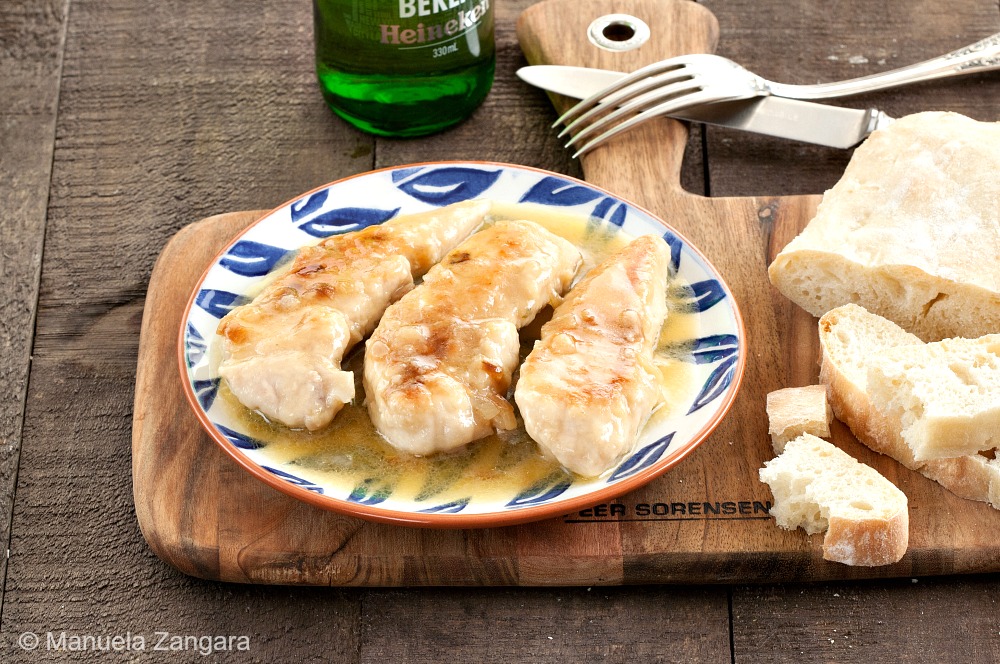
[732,575,1000,663]
[360,586,732,663]
[31,1,374,330]
[6,355,365,662]
[1,1,728,662]
[7,0,1000,660]
[1,0,369,659]
[700,0,1000,197]
[701,1,1000,662]
[0,0,69,609]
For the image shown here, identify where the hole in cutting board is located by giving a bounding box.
[587,14,650,52]
[603,23,635,42]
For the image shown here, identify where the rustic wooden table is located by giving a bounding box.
[2,0,998,661]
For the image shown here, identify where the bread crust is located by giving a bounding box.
[766,385,832,453]
[824,513,909,567]
[915,454,1000,509]
[769,112,1000,342]
[759,433,909,567]
[818,312,920,470]
[818,304,1000,510]
[770,252,1000,342]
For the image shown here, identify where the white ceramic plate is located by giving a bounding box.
[179,161,745,528]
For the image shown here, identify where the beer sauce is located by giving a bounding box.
[214,203,701,502]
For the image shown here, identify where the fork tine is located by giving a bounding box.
[562,79,704,147]
[570,90,724,158]
[556,71,697,139]
[551,57,692,128]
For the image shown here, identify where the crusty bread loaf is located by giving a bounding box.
[818,304,923,469]
[818,304,1000,509]
[766,385,832,453]
[868,334,1000,461]
[759,433,908,566]
[918,453,1000,509]
[768,112,1000,342]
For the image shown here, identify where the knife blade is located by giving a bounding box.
[517,65,894,149]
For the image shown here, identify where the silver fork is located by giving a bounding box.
[558,32,1000,157]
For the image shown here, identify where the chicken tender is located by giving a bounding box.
[364,220,582,455]
[217,199,490,430]
[514,235,671,476]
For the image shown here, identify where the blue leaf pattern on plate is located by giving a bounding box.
[661,230,683,274]
[193,378,220,411]
[688,355,738,414]
[418,498,471,514]
[608,433,675,482]
[348,479,391,505]
[263,466,325,494]
[395,167,502,204]
[194,289,243,318]
[607,202,628,227]
[682,279,726,313]
[298,207,400,238]
[219,240,290,277]
[592,196,614,219]
[690,334,740,364]
[185,324,207,367]
[506,475,573,508]
[519,176,605,207]
[591,197,629,226]
[290,189,329,222]
[216,424,265,450]
[391,167,424,183]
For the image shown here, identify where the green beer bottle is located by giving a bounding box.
[313,0,495,137]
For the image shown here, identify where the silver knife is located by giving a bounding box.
[517,65,893,149]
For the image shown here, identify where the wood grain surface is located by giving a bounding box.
[128,0,1000,589]
[0,0,69,605]
[3,0,1000,661]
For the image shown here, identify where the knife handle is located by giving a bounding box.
[517,0,719,197]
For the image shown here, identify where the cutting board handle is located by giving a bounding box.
[517,0,719,197]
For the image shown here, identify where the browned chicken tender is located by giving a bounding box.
[364,220,582,455]
[217,199,490,430]
[515,235,671,476]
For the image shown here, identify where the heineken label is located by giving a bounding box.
[378,0,491,49]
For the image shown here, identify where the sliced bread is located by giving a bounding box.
[759,433,909,566]
[818,303,1000,508]
[766,385,833,453]
[867,334,1000,461]
[768,112,1000,341]
[818,304,923,469]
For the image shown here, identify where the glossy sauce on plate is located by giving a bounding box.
[213,202,700,502]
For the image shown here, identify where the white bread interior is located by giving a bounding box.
[759,433,909,566]
[768,112,1000,341]
[766,385,833,453]
[818,303,1000,509]
[868,334,1000,461]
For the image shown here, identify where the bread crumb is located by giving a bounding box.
[759,434,909,566]
[766,385,833,453]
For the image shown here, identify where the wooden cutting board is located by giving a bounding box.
[131,0,1000,585]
